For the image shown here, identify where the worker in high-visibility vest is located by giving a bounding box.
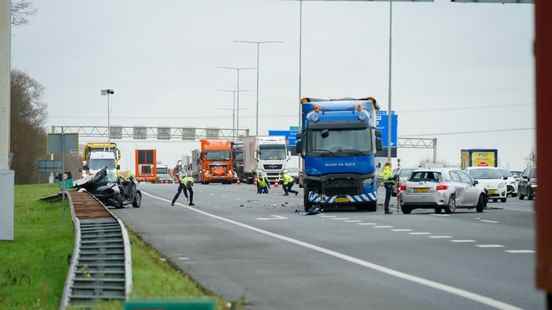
[281,170,298,196]
[256,172,270,194]
[171,162,195,206]
[379,162,394,214]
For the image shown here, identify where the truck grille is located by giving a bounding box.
[264,164,283,170]
[323,179,359,196]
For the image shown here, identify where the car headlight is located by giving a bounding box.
[362,177,375,187]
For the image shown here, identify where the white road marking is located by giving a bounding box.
[409,232,431,235]
[476,244,504,248]
[320,215,337,218]
[431,214,450,217]
[392,229,412,232]
[256,215,288,221]
[505,250,535,254]
[480,220,499,224]
[429,235,452,239]
[331,217,350,220]
[178,256,191,261]
[143,191,523,310]
[374,226,393,229]
[357,222,377,226]
[451,240,476,243]
[345,220,362,223]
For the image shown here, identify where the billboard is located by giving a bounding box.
[460,149,498,169]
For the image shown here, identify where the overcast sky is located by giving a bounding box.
[12,0,534,168]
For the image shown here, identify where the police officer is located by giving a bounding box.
[281,170,298,196]
[379,162,394,214]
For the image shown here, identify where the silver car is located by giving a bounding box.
[399,168,487,214]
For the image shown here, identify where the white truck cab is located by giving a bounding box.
[244,136,288,184]
[83,151,117,180]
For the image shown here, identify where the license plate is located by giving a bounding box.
[336,197,350,203]
[415,188,430,193]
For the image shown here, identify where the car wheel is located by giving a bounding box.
[500,198,507,203]
[518,193,525,200]
[528,190,534,200]
[434,207,442,214]
[401,206,412,214]
[476,194,486,213]
[132,192,142,208]
[445,195,456,214]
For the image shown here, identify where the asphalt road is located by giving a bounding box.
[112,183,544,310]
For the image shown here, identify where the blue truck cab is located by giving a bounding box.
[296,97,380,211]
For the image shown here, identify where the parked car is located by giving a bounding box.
[466,167,508,203]
[518,166,537,200]
[392,168,416,197]
[399,168,487,214]
[498,168,518,197]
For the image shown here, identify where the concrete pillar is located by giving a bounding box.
[0,0,13,240]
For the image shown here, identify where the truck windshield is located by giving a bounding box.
[157,167,168,174]
[205,151,231,161]
[307,128,372,156]
[259,145,287,161]
[89,159,116,170]
[468,168,502,180]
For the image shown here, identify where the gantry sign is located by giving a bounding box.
[49,126,250,141]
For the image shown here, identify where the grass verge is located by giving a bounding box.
[0,184,74,310]
[0,184,240,310]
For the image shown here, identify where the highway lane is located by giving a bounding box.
[113,183,543,310]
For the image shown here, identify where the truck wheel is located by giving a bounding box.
[303,187,313,212]
[132,192,142,208]
[401,206,412,214]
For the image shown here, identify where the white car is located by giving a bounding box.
[399,168,487,214]
[466,167,508,203]
[498,168,518,197]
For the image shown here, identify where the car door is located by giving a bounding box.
[458,171,479,206]
[449,171,467,204]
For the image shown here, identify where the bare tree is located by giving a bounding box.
[11,0,36,26]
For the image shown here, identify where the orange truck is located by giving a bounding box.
[134,149,157,183]
[191,139,235,184]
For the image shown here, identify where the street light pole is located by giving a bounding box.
[218,66,255,137]
[233,40,283,136]
[101,89,115,143]
[387,0,393,163]
[0,0,14,240]
[299,0,303,130]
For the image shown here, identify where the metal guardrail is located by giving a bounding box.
[60,191,132,309]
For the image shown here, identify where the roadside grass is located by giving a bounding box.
[0,184,74,310]
[1,184,241,310]
[74,230,238,310]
